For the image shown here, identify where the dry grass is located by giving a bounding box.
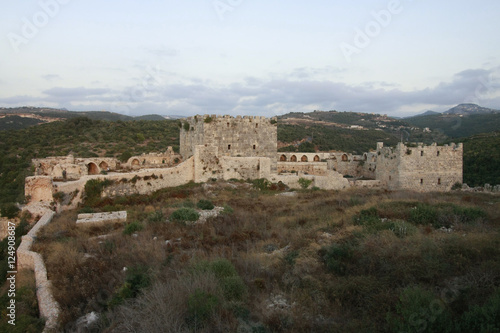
[32,181,500,332]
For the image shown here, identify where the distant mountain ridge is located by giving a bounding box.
[0,106,178,130]
[444,103,499,115]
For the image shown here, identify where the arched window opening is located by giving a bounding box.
[87,163,99,175]
[280,155,287,161]
[290,155,297,162]
[301,155,308,162]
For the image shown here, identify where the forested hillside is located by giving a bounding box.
[0,117,179,204]
[405,113,500,138]
[459,132,500,187]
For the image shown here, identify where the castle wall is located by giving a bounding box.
[375,142,463,191]
[33,156,120,179]
[181,115,278,171]
[398,143,463,191]
[277,162,328,176]
[25,176,54,203]
[102,157,195,197]
[127,147,181,169]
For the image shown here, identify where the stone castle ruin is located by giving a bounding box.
[24,114,463,210]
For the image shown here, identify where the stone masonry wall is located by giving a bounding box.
[398,143,463,191]
[17,210,60,331]
[376,142,463,191]
[180,115,278,172]
[277,162,328,176]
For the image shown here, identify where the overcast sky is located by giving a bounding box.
[1,0,500,117]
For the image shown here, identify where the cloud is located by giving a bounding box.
[42,74,61,81]
[43,87,110,98]
[2,67,499,117]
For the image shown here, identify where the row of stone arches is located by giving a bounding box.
[280,155,321,162]
[87,161,110,175]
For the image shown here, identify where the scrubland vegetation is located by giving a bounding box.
[23,181,500,332]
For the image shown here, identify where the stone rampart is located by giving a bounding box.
[17,209,60,331]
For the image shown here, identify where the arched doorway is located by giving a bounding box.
[99,161,109,170]
[131,159,140,167]
[301,155,308,162]
[314,155,320,162]
[280,154,287,161]
[87,162,99,175]
[290,155,297,162]
[341,154,348,162]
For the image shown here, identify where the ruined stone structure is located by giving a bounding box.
[23,114,463,211]
[375,142,463,191]
[32,148,181,180]
[180,115,278,172]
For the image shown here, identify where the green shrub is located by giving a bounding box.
[221,276,247,302]
[193,259,248,302]
[186,289,219,329]
[147,210,165,223]
[83,179,114,207]
[197,199,214,210]
[252,178,271,191]
[170,207,199,222]
[123,221,143,235]
[409,204,438,225]
[109,265,150,307]
[451,182,463,190]
[387,286,452,333]
[458,288,500,332]
[388,220,417,238]
[298,177,313,189]
[1,203,20,218]
[222,204,234,214]
[322,243,354,275]
[353,207,379,226]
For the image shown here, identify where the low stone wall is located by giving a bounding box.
[76,211,127,224]
[350,180,383,189]
[17,209,60,332]
[277,161,328,176]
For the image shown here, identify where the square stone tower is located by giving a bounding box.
[180,115,278,171]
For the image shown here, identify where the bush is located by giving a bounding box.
[197,199,214,210]
[409,204,438,226]
[322,243,354,275]
[109,266,150,307]
[83,179,114,207]
[1,203,20,218]
[193,259,248,302]
[147,210,165,224]
[387,286,452,333]
[458,288,500,332]
[298,177,313,189]
[252,178,271,191]
[186,289,219,329]
[123,221,143,235]
[170,207,199,222]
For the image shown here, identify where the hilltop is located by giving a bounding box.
[0,106,176,130]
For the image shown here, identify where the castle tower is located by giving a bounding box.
[180,115,278,171]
